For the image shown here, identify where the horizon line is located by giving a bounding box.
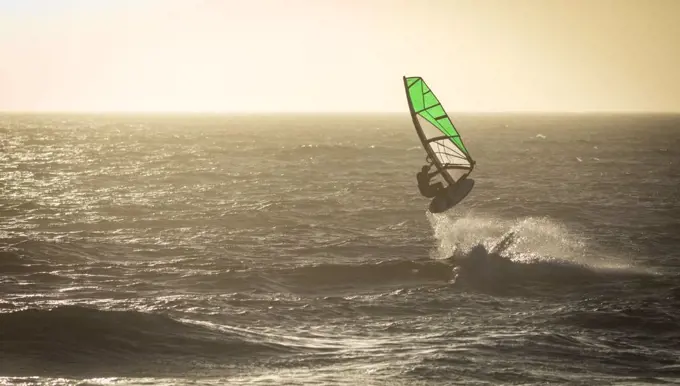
[1,110,679,115]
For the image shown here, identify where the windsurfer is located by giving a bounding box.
[416,164,444,198]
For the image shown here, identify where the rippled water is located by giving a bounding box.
[1,113,679,385]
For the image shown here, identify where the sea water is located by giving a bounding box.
[1,113,679,385]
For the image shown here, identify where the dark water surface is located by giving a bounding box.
[1,113,679,385]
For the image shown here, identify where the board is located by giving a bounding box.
[428,178,475,213]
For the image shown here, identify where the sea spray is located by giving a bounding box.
[426,212,638,273]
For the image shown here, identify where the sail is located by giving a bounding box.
[403,76,474,186]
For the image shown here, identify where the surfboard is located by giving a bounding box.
[403,76,476,212]
[428,178,475,213]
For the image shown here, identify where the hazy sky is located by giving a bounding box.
[1,0,678,113]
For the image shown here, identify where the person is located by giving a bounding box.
[416,164,444,198]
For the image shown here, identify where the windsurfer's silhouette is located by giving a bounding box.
[416,164,444,198]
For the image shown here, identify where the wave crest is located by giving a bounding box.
[0,306,294,376]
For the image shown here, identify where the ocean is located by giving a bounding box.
[1,113,679,385]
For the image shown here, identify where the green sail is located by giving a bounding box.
[405,76,470,156]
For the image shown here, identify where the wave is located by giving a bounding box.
[171,258,452,295]
[448,248,653,296]
[273,259,452,293]
[0,306,297,376]
[166,211,661,295]
[174,254,656,299]
[166,213,656,295]
[0,238,97,267]
[0,249,38,274]
[408,328,680,382]
[555,306,680,336]
[1,214,663,300]
[424,213,659,295]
